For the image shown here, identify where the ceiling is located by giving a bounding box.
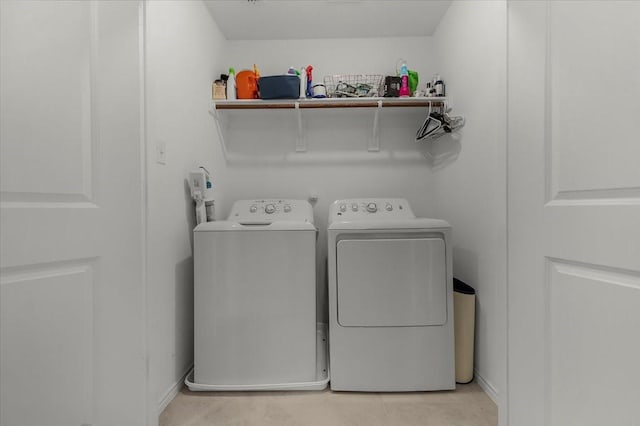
[204,0,452,41]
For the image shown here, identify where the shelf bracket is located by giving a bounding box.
[209,100,229,160]
[294,101,307,153]
[368,100,383,152]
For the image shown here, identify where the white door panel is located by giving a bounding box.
[1,208,100,268]
[0,1,145,425]
[508,2,640,425]
[549,261,640,426]
[546,204,640,271]
[549,1,640,195]
[1,263,94,426]
[0,1,94,200]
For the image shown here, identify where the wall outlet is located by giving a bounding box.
[156,139,167,165]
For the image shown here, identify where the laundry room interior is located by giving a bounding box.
[1,1,638,426]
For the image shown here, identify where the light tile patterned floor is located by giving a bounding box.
[160,382,497,426]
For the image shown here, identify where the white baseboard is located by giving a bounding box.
[474,368,499,406]
[157,365,193,415]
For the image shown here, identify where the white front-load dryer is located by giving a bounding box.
[328,198,455,391]
[187,199,328,391]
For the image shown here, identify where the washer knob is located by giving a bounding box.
[283,204,292,213]
[339,203,347,213]
[249,205,258,213]
[265,204,276,214]
[385,203,393,211]
[366,202,378,213]
[351,203,359,212]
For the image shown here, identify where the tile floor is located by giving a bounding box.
[160,381,497,426]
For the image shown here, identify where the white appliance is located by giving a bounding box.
[327,198,455,391]
[186,199,328,391]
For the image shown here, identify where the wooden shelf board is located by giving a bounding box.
[212,97,446,110]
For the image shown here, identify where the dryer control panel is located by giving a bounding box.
[329,198,415,221]
[229,199,314,223]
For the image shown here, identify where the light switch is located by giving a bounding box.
[156,139,167,165]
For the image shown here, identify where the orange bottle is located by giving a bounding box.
[236,70,258,99]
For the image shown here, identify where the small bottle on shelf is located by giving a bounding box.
[305,65,314,98]
[299,66,307,98]
[227,68,236,101]
[399,62,410,97]
[435,74,445,97]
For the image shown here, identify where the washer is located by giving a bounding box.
[187,199,328,391]
[328,198,455,391]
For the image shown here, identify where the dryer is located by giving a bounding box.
[187,199,328,391]
[328,198,454,391]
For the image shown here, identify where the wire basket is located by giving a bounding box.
[323,74,384,98]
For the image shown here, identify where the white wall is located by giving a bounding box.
[145,1,226,421]
[220,37,439,322]
[431,0,507,419]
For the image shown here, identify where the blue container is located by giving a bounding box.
[259,75,300,100]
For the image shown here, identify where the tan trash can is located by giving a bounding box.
[453,278,476,384]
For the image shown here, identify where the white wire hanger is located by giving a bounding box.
[416,102,465,141]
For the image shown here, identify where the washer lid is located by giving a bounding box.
[195,220,316,232]
[228,199,314,224]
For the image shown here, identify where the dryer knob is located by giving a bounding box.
[283,204,292,213]
[385,203,393,211]
[351,203,359,212]
[366,202,378,213]
[265,204,276,214]
[249,205,258,213]
[339,203,347,213]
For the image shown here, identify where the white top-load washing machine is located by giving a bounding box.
[328,198,455,391]
[186,199,328,391]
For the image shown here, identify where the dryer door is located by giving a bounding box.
[336,237,447,327]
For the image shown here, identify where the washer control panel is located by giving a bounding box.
[229,199,314,223]
[330,198,415,221]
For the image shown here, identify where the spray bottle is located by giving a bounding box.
[399,62,410,97]
[305,65,314,98]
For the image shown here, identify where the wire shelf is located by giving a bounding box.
[323,74,384,98]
